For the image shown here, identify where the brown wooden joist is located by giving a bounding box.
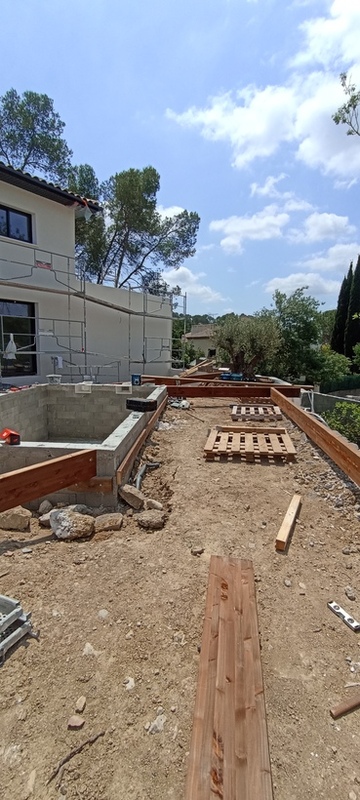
[164,384,310,398]
[271,388,360,487]
[0,450,97,512]
[185,556,273,800]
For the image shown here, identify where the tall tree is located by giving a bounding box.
[76,165,200,288]
[266,288,321,380]
[344,255,360,359]
[214,313,281,378]
[333,73,360,137]
[0,88,72,182]
[331,263,353,354]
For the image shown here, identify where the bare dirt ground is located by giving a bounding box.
[1,398,360,800]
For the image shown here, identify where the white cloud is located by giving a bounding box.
[250,174,289,198]
[161,266,225,304]
[265,272,341,296]
[157,204,184,218]
[209,204,290,253]
[293,0,360,68]
[299,242,360,271]
[334,177,358,190]
[166,3,360,179]
[289,211,356,243]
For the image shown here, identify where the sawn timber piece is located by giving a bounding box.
[184,556,273,800]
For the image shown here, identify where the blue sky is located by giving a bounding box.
[1,0,360,314]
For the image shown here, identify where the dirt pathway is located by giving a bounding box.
[1,399,360,799]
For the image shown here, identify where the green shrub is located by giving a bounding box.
[323,402,360,446]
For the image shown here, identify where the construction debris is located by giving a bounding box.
[137,510,166,531]
[0,506,32,532]
[330,693,360,719]
[118,484,146,510]
[327,601,360,632]
[0,594,35,664]
[50,509,95,540]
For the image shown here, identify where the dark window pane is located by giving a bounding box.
[8,210,31,242]
[0,208,7,236]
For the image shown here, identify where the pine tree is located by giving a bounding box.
[331,262,353,354]
[345,255,360,359]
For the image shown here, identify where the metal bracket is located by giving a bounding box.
[328,600,360,632]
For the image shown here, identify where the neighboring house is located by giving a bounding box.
[184,324,216,358]
[0,163,172,384]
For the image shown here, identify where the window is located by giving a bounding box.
[0,300,37,377]
[0,205,32,242]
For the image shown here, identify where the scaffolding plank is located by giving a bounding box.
[185,557,273,800]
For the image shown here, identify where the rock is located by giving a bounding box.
[342,547,351,555]
[191,546,204,556]
[349,792,357,800]
[21,547,32,555]
[118,484,145,510]
[82,642,99,657]
[137,510,166,531]
[67,504,95,516]
[148,714,166,734]
[98,608,109,621]
[94,513,123,532]
[145,499,164,511]
[39,512,51,528]
[38,500,53,515]
[124,676,135,691]
[0,506,32,532]
[50,509,94,540]
[75,696,86,713]
[284,579,292,588]
[67,715,85,730]
[24,769,36,799]
[244,504,250,511]
[345,586,356,601]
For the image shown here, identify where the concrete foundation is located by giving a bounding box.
[0,382,165,509]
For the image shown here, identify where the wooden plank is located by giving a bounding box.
[116,395,167,485]
[280,431,297,460]
[185,557,273,800]
[219,425,287,434]
[268,433,284,457]
[163,385,310,398]
[0,450,97,513]
[66,476,113,493]
[218,431,229,454]
[275,494,302,552]
[271,388,360,486]
[231,432,241,453]
[273,406,282,420]
[330,693,360,719]
[257,433,269,457]
[204,428,219,454]
[245,432,254,462]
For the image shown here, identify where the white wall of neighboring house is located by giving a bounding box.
[0,180,172,384]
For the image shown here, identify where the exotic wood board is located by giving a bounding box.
[184,556,273,800]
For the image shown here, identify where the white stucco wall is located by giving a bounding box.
[0,181,172,383]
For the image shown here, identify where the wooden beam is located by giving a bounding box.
[271,388,360,488]
[185,556,273,799]
[66,476,113,493]
[164,384,310,398]
[116,395,168,486]
[0,450,97,512]
[218,425,287,434]
[141,375,312,392]
[275,494,302,551]
[330,694,360,719]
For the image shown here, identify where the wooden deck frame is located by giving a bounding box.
[185,556,273,800]
[271,388,360,487]
[0,450,97,513]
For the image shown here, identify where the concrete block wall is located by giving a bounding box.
[0,385,48,441]
[46,384,150,441]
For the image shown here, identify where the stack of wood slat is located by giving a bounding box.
[185,556,273,799]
